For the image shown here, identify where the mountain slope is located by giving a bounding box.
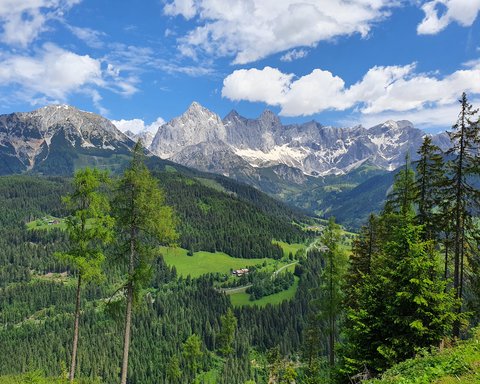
[0,105,134,175]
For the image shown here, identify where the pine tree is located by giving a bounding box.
[218,308,237,356]
[384,153,417,217]
[182,334,203,376]
[341,170,458,376]
[345,214,379,307]
[113,142,178,384]
[445,93,480,336]
[415,136,445,241]
[55,168,113,383]
[315,217,348,370]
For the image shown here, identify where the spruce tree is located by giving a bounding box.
[341,165,458,376]
[218,308,238,356]
[113,142,178,384]
[445,93,480,335]
[55,168,113,383]
[415,135,445,241]
[313,217,348,370]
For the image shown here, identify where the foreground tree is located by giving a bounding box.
[415,136,445,241]
[56,168,113,383]
[341,164,458,376]
[444,93,480,336]
[114,142,178,384]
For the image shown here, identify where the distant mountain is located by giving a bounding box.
[149,102,449,178]
[0,103,453,229]
[0,105,134,175]
[123,129,155,148]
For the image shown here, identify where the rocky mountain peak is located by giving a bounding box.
[150,102,227,159]
[224,109,242,121]
[259,109,281,126]
[0,104,133,173]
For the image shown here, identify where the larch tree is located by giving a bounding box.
[56,167,114,383]
[113,142,178,384]
[317,217,348,369]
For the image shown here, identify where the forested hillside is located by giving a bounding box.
[0,150,317,383]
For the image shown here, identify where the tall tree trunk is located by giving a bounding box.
[444,239,449,281]
[69,274,82,383]
[329,252,335,368]
[121,281,133,384]
[121,234,135,384]
[453,107,466,338]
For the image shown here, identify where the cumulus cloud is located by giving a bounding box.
[417,0,480,35]
[164,0,395,64]
[0,43,102,99]
[342,101,471,131]
[222,64,480,118]
[0,43,146,112]
[0,0,81,47]
[112,117,165,134]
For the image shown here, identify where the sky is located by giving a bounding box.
[0,1,480,134]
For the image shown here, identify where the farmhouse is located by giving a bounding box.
[232,268,249,276]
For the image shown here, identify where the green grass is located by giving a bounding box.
[26,216,66,231]
[159,247,268,278]
[273,240,306,258]
[229,276,299,307]
[367,329,480,384]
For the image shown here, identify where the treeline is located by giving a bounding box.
[0,144,316,383]
[302,93,480,382]
[0,164,307,289]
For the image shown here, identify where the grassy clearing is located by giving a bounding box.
[230,276,299,307]
[26,216,65,231]
[273,240,306,258]
[367,329,480,384]
[159,247,268,278]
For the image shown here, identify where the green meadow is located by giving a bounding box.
[159,246,267,278]
[229,277,299,308]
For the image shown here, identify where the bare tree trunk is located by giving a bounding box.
[69,274,82,383]
[453,110,466,338]
[121,233,135,384]
[329,252,335,368]
[120,281,133,384]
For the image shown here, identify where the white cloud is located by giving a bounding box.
[221,64,480,120]
[280,49,309,62]
[0,43,146,113]
[343,99,480,131]
[222,67,293,105]
[0,0,81,47]
[417,0,480,35]
[164,0,197,19]
[68,25,106,48]
[112,117,165,134]
[164,0,396,64]
[0,43,102,99]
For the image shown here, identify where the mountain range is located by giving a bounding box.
[148,101,449,178]
[0,102,450,227]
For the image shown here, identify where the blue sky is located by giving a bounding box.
[0,1,480,133]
